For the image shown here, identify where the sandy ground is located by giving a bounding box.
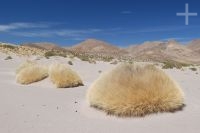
[0,53,200,133]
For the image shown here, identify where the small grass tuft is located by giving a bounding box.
[190,67,197,71]
[68,61,73,65]
[4,56,12,60]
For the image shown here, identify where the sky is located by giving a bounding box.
[0,0,200,46]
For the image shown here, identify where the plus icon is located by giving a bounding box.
[176,3,198,25]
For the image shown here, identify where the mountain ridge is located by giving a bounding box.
[2,38,200,64]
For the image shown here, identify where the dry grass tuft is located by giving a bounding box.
[16,64,48,85]
[16,60,37,74]
[68,60,73,65]
[189,67,197,71]
[87,64,185,117]
[49,63,83,88]
[4,56,12,60]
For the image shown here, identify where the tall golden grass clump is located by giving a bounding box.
[16,63,48,85]
[87,64,184,117]
[16,60,37,74]
[49,63,83,88]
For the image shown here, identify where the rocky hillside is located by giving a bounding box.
[187,39,200,53]
[127,40,200,64]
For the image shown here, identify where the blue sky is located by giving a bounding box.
[0,0,200,46]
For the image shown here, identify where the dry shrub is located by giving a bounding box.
[16,60,37,74]
[4,56,12,60]
[49,63,83,88]
[68,60,73,65]
[16,64,48,85]
[110,60,118,65]
[87,64,184,117]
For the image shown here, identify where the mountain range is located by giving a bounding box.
[21,39,200,64]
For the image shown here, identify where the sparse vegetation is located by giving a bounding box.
[78,55,90,62]
[0,44,16,49]
[44,51,56,57]
[44,51,67,58]
[4,56,12,60]
[162,60,190,69]
[89,59,96,64]
[76,54,116,63]
[128,61,134,64]
[190,67,197,71]
[102,56,113,62]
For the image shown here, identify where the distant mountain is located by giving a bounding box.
[1,38,200,64]
[69,39,200,64]
[21,42,65,51]
[127,40,200,64]
[187,39,200,53]
[163,40,200,63]
[127,41,164,56]
[69,39,127,56]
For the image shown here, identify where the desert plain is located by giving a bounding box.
[0,51,200,133]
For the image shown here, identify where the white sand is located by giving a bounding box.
[0,53,200,133]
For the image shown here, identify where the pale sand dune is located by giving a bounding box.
[0,53,200,133]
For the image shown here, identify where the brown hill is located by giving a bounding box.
[70,39,127,56]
